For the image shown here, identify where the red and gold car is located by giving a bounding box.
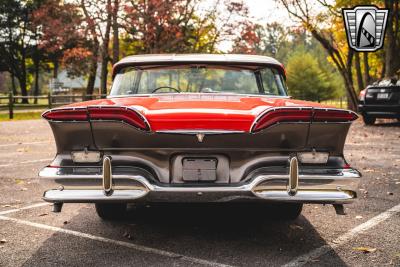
[40,54,361,220]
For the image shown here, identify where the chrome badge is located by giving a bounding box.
[196,133,205,143]
[342,6,389,52]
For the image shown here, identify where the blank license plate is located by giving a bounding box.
[182,158,217,182]
[377,93,389,99]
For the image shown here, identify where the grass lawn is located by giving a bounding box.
[0,111,43,121]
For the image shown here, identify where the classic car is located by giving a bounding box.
[358,78,400,125]
[40,54,361,220]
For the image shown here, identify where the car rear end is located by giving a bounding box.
[359,82,400,124]
[39,102,361,216]
[38,54,361,219]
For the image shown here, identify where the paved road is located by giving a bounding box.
[0,119,399,266]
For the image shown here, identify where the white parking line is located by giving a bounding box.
[0,158,52,168]
[283,203,400,267]
[0,203,233,267]
[0,202,50,215]
[0,141,49,147]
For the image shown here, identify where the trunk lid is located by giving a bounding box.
[66,93,328,132]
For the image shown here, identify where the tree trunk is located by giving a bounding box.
[384,0,397,77]
[10,73,17,96]
[354,53,364,91]
[86,38,99,99]
[363,53,370,86]
[100,0,112,96]
[53,59,59,78]
[112,0,119,64]
[33,55,40,104]
[20,51,28,104]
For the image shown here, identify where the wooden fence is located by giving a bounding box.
[0,93,349,120]
[0,93,107,119]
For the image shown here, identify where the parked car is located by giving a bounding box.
[358,78,400,125]
[40,54,361,220]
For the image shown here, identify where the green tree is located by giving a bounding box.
[286,50,338,102]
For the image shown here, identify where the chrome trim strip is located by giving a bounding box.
[253,190,355,203]
[44,189,148,202]
[156,130,245,135]
[107,93,291,99]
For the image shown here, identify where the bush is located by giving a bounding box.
[286,50,339,101]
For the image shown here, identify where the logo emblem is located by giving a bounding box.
[196,133,205,142]
[343,6,389,52]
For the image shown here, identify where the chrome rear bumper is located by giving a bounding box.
[39,163,361,204]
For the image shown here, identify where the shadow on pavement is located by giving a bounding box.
[21,203,347,266]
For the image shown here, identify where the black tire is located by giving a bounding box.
[268,203,303,220]
[362,114,376,125]
[95,203,127,220]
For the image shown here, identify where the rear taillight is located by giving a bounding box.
[88,106,149,131]
[359,89,366,101]
[313,109,358,122]
[251,108,312,132]
[251,108,358,132]
[42,106,150,131]
[42,108,88,121]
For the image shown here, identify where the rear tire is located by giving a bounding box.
[362,114,376,125]
[268,203,303,220]
[95,203,127,220]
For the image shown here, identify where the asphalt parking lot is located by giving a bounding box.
[0,119,399,267]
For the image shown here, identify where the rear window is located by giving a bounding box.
[110,65,287,96]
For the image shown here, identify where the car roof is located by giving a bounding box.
[113,54,284,77]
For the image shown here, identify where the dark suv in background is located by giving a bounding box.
[358,78,400,125]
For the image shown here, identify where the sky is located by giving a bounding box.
[244,0,291,25]
[216,0,293,51]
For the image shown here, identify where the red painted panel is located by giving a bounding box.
[53,94,348,132]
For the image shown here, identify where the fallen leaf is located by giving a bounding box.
[0,239,6,244]
[353,247,377,253]
[15,179,24,185]
[290,224,303,230]
[38,213,48,217]
[123,232,134,240]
